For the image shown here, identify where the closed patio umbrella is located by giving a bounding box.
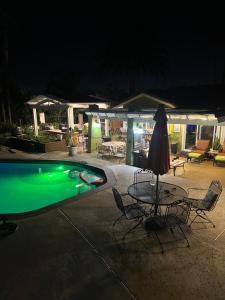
[147,104,170,214]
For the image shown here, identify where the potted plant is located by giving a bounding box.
[66,128,78,156]
[170,133,180,154]
[212,136,222,151]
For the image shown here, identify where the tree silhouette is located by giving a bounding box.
[45,69,82,99]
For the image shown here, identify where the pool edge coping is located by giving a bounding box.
[0,158,116,220]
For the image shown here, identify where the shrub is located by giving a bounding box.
[213,136,222,151]
[0,122,17,136]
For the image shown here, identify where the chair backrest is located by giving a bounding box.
[112,187,125,214]
[202,180,223,211]
[222,141,225,153]
[134,169,153,184]
[165,200,191,225]
[196,139,210,151]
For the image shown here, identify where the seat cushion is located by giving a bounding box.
[188,152,202,158]
[215,155,225,162]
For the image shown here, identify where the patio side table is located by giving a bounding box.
[207,150,218,161]
[170,159,185,176]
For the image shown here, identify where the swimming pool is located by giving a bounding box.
[0,159,115,235]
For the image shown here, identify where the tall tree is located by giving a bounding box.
[45,69,82,99]
[98,23,168,95]
[0,9,11,122]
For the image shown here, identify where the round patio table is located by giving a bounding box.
[128,181,187,207]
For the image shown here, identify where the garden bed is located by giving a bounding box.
[5,137,67,153]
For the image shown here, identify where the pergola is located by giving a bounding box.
[84,108,225,164]
[27,95,109,136]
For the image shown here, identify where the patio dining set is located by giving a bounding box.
[112,170,222,254]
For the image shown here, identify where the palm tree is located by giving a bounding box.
[98,23,168,95]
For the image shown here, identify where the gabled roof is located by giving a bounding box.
[27,94,109,109]
[26,95,65,107]
[113,93,176,109]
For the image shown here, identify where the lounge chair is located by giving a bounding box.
[187,139,210,163]
[213,141,225,166]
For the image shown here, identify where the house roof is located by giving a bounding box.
[113,92,176,109]
[27,94,110,108]
[26,95,65,107]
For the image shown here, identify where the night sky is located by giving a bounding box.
[3,9,225,97]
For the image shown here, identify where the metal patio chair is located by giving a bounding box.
[164,200,191,248]
[185,180,222,227]
[133,168,154,184]
[112,187,148,240]
[133,169,156,214]
[144,200,191,254]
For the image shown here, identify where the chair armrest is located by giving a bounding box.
[170,199,183,205]
[204,147,210,154]
[183,197,200,205]
[187,187,208,195]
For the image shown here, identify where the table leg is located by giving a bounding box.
[173,166,176,176]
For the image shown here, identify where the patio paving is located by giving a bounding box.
[1,148,225,299]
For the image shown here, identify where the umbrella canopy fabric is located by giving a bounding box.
[147,105,170,175]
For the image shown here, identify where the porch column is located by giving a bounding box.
[78,113,83,127]
[105,119,110,136]
[181,124,186,150]
[33,108,38,136]
[39,112,45,124]
[123,121,127,129]
[126,118,134,165]
[215,126,220,139]
[67,106,74,129]
[219,126,225,144]
[87,115,93,153]
[196,125,200,143]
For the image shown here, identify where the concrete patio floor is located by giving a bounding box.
[1,148,225,300]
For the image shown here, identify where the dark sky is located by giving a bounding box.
[3,9,225,95]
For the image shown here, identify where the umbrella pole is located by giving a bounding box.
[154,175,159,215]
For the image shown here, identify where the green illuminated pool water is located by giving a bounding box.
[0,161,104,214]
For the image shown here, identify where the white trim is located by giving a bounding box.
[66,102,109,109]
[212,126,216,147]
[181,125,186,150]
[113,93,176,109]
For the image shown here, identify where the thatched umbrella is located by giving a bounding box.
[147,104,170,214]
